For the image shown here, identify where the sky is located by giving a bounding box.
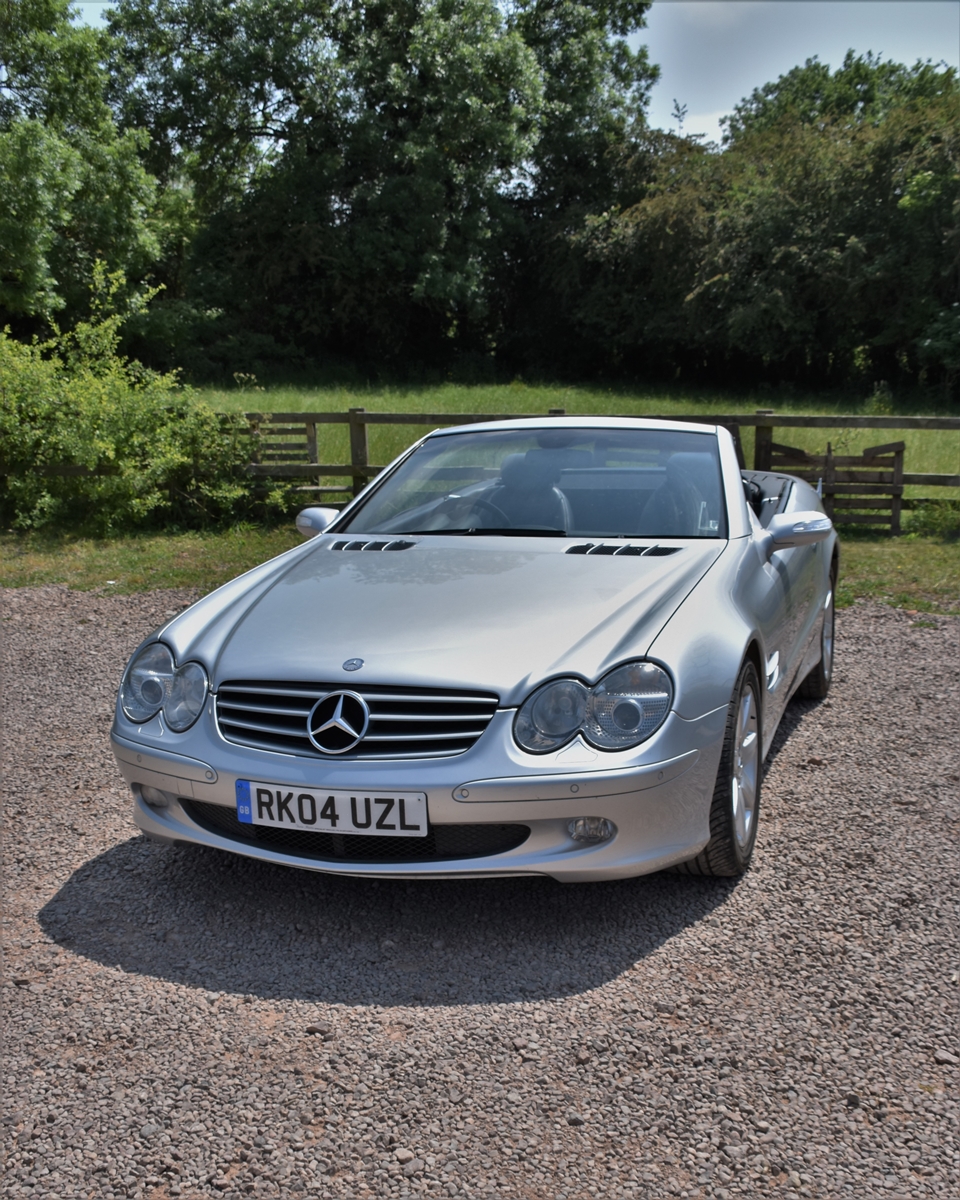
[75,0,960,146]
[641,1,960,143]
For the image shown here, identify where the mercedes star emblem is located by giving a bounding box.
[342,658,364,671]
[307,691,370,754]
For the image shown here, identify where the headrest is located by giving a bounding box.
[500,448,591,491]
[665,452,717,485]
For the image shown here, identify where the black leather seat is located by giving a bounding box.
[473,449,577,531]
[636,452,714,537]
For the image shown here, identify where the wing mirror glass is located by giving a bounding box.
[763,511,833,558]
[295,506,339,539]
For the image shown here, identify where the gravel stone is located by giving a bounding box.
[2,586,959,1200]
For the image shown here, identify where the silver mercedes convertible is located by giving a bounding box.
[111,418,837,881]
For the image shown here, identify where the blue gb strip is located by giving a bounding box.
[236,779,253,823]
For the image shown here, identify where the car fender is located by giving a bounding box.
[647,536,767,727]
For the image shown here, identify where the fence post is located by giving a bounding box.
[823,442,835,521]
[891,444,904,536]
[754,410,774,471]
[348,407,369,498]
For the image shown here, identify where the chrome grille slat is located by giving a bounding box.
[362,730,487,742]
[216,680,499,760]
[218,700,314,717]
[219,715,311,737]
[366,711,491,723]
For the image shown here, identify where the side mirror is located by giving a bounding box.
[295,506,339,539]
[762,511,833,559]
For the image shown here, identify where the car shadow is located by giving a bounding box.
[38,838,735,1007]
[763,692,825,773]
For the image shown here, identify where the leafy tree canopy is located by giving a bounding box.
[723,50,958,142]
[0,0,158,325]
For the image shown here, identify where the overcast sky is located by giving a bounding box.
[75,0,960,146]
[642,1,960,142]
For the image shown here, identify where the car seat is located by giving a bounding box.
[473,449,579,531]
[636,452,714,537]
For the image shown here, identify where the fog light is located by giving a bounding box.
[568,817,616,844]
[139,785,171,808]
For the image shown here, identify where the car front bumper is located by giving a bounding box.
[111,706,727,882]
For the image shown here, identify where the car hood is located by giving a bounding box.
[166,537,726,707]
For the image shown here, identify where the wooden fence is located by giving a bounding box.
[245,408,960,531]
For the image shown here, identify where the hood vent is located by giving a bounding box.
[329,539,416,552]
[566,544,682,557]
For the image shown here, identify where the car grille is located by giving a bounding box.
[215,681,500,760]
[183,800,529,863]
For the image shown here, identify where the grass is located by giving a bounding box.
[835,534,960,615]
[202,381,960,502]
[2,527,957,614]
[0,527,302,596]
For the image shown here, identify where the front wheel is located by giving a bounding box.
[677,660,762,877]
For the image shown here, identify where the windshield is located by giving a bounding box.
[339,427,728,539]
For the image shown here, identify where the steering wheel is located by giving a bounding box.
[468,497,511,528]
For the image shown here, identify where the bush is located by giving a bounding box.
[0,292,289,533]
[905,501,960,541]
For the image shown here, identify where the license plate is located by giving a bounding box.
[236,780,428,837]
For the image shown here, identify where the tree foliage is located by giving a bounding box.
[572,55,960,391]
[4,5,959,400]
[0,0,158,327]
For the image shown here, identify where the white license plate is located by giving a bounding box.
[236,780,428,837]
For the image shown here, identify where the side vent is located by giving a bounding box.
[330,539,416,552]
[566,543,679,557]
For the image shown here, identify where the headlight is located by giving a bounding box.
[582,662,673,750]
[514,661,673,754]
[514,679,589,752]
[164,661,209,732]
[120,643,209,731]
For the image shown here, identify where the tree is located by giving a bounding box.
[107,0,658,372]
[0,0,158,328]
[723,50,957,142]
[569,54,960,392]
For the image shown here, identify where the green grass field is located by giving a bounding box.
[2,527,957,614]
[201,382,960,501]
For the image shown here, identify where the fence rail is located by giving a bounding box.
[244,409,960,511]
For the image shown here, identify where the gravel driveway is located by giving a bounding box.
[2,586,959,1200]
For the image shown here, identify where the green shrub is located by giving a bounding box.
[905,501,960,541]
[0,287,290,533]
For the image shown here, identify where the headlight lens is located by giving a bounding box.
[583,662,673,750]
[514,679,588,752]
[164,661,209,732]
[514,661,673,754]
[120,643,208,731]
[121,643,176,723]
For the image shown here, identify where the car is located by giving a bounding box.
[111,417,837,881]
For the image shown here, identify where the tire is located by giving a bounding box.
[676,660,762,877]
[797,561,837,700]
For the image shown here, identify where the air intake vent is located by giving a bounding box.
[183,801,530,863]
[216,681,499,760]
[566,544,680,557]
[330,539,416,552]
